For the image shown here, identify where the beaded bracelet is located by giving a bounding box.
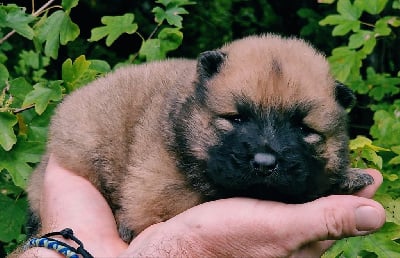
[24,228,94,258]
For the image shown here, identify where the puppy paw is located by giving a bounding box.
[118,223,136,243]
[338,168,374,194]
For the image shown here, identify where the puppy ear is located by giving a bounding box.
[197,51,226,80]
[334,81,356,109]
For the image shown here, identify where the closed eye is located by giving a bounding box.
[291,112,320,137]
[219,113,249,124]
[299,124,324,144]
[299,124,317,136]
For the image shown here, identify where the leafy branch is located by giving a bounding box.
[0,0,59,44]
[319,1,400,256]
[88,0,194,62]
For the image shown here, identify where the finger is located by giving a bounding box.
[284,195,386,252]
[41,155,128,256]
[42,155,116,232]
[124,194,386,258]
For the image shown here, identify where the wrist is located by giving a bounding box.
[35,227,127,257]
[19,247,64,258]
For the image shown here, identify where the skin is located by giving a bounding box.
[19,155,385,258]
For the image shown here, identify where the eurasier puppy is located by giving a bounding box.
[27,34,373,241]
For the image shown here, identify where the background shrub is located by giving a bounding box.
[0,0,399,256]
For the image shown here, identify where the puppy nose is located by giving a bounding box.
[251,153,277,175]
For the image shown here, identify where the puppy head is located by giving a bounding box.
[173,34,355,203]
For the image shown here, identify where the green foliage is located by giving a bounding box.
[320,0,400,81]
[0,193,27,242]
[139,27,183,61]
[320,0,400,256]
[0,0,399,256]
[0,4,35,40]
[153,0,193,28]
[36,10,80,59]
[61,55,111,92]
[349,136,388,169]
[89,14,138,46]
[324,223,400,257]
[0,112,17,151]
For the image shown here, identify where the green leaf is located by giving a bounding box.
[358,0,388,15]
[387,16,400,27]
[0,63,9,88]
[394,0,400,9]
[156,0,172,5]
[22,81,63,115]
[319,14,345,26]
[370,102,400,147]
[319,0,362,35]
[139,39,163,61]
[360,36,377,55]
[392,145,400,154]
[389,145,400,165]
[59,13,80,45]
[389,155,400,165]
[350,135,373,149]
[349,136,387,169]
[375,18,392,36]
[25,104,55,142]
[0,112,17,151]
[15,50,50,77]
[89,14,138,46]
[62,55,108,92]
[62,0,79,12]
[156,0,195,7]
[350,135,388,152]
[386,173,399,181]
[36,10,80,59]
[0,137,45,188]
[319,15,360,36]
[319,0,336,3]
[348,30,374,49]
[324,222,400,258]
[158,27,183,52]
[328,47,364,81]
[89,59,111,74]
[338,0,362,20]
[0,5,35,40]
[375,195,400,224]
[365,67,400,101]
[153,6,188,27]
[8,78,33,107]
[153,6,166,24]
[0,194,27,242]
[19,50,47,69]
[332,20,360,35]
[139,28,183,61]
[361,148,383,168]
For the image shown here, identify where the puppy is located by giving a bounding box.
[27,34,373,241]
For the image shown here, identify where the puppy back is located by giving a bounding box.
[48,59,196,185]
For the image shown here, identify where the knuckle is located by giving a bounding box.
[323,207,347,239]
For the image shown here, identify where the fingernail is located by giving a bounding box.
[355,206,382,232]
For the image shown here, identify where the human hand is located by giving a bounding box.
[122,169,385,257]
[18,154,128,258]
[19,155,384,258]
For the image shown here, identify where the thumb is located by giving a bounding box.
[285,195,386,250]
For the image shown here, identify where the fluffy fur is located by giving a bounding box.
[27,34,373,242]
